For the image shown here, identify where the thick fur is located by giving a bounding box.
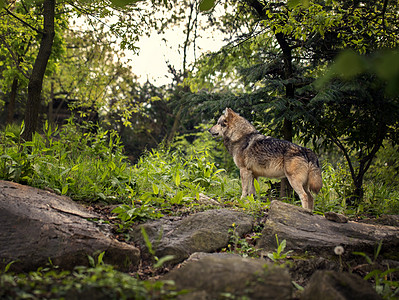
[209,108,322,210]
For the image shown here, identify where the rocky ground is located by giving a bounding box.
[1,180,398,299]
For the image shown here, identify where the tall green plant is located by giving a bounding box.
[0,119,136,202]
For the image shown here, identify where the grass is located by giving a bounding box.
[315,161,399,216]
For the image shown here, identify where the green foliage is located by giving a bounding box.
[315,162,352,214]
[141,227,175,268]
[267,234,293,263]
[316,162,399,216]
[0,122,33,182]
[1,119,241,227]
[0,262,178,299]
[353,242,399,299]
[199,0,215,12]
[0,119,135,202]
[223,223,261,258]
[110,134,232,227]
[112,199,163,231]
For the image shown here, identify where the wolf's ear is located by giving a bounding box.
[225,108,235,117]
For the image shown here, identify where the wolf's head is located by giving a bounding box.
[209,108,235,138]
[209,108,256,142]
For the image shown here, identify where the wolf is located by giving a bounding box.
[209,108,322,210]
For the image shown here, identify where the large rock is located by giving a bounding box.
[257,201,399,258]
[163,252,292,300]
[301,270,382,300]
[0,180,140,272]
[131,209,254,264]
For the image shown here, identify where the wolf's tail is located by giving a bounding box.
[306,150,323,194]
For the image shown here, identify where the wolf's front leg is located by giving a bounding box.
[240,169,255,199]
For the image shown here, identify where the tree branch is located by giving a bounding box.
[0,35,30,79]
[5,7,43,34]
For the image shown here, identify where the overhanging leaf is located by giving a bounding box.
[110,0,142,7]
[199,0,215,12]
[287,0,310,9]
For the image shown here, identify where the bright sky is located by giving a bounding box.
[73,5,228,87]
[126,29,225,86]
[124,11,227,86]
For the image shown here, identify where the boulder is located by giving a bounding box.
[301,270,381,300]
[163,252,292,300]
[131,209,254,264]
[257,201,399,258]
[0,180,140,272]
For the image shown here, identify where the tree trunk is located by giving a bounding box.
[276,32,294,199]
[6,78,18,125]
[22,0,55,141]
[48,81,54,125]
[167,105,183,145]
[280,119,293,198]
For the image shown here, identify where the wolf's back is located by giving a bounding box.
[305,149,323,194]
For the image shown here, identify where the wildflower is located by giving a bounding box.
[334,245,344,255]
[334,245,345,272]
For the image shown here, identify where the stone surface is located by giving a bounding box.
[0,180,140,272]
[257,200,399,258]
[301,270,382,300]
[163,252,292,300]
[324,211,348,223]
[131,209,254,264]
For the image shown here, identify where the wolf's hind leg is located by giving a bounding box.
[304,186,314,210]
[284,159,314,209]
[285,172,313,210]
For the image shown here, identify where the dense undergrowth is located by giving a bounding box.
[1,120,399,299]
[0,254,181,300]
[1,119,399,221]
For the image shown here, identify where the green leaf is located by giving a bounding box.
[267,253,276,262]
[4,261,16,273]
[254,178,260,194]
[292,281,304,291]
[154,255,175,268]
[171,191,184,204]
[97,251,105,265]
[61,185,68,195]
[110,0,142,7]
[199,0,215,11]
[287,0,309,9]
[87,255,95,267]
[141,227,155,256]
[353,251,373,265]
[287,0,301,9]
[175,172,181,187]
[277,239,287,254]
[152,183,159,195]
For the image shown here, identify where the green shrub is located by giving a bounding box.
[0,263,178,299]
[0,120,135,203]
[315,161,399,216]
